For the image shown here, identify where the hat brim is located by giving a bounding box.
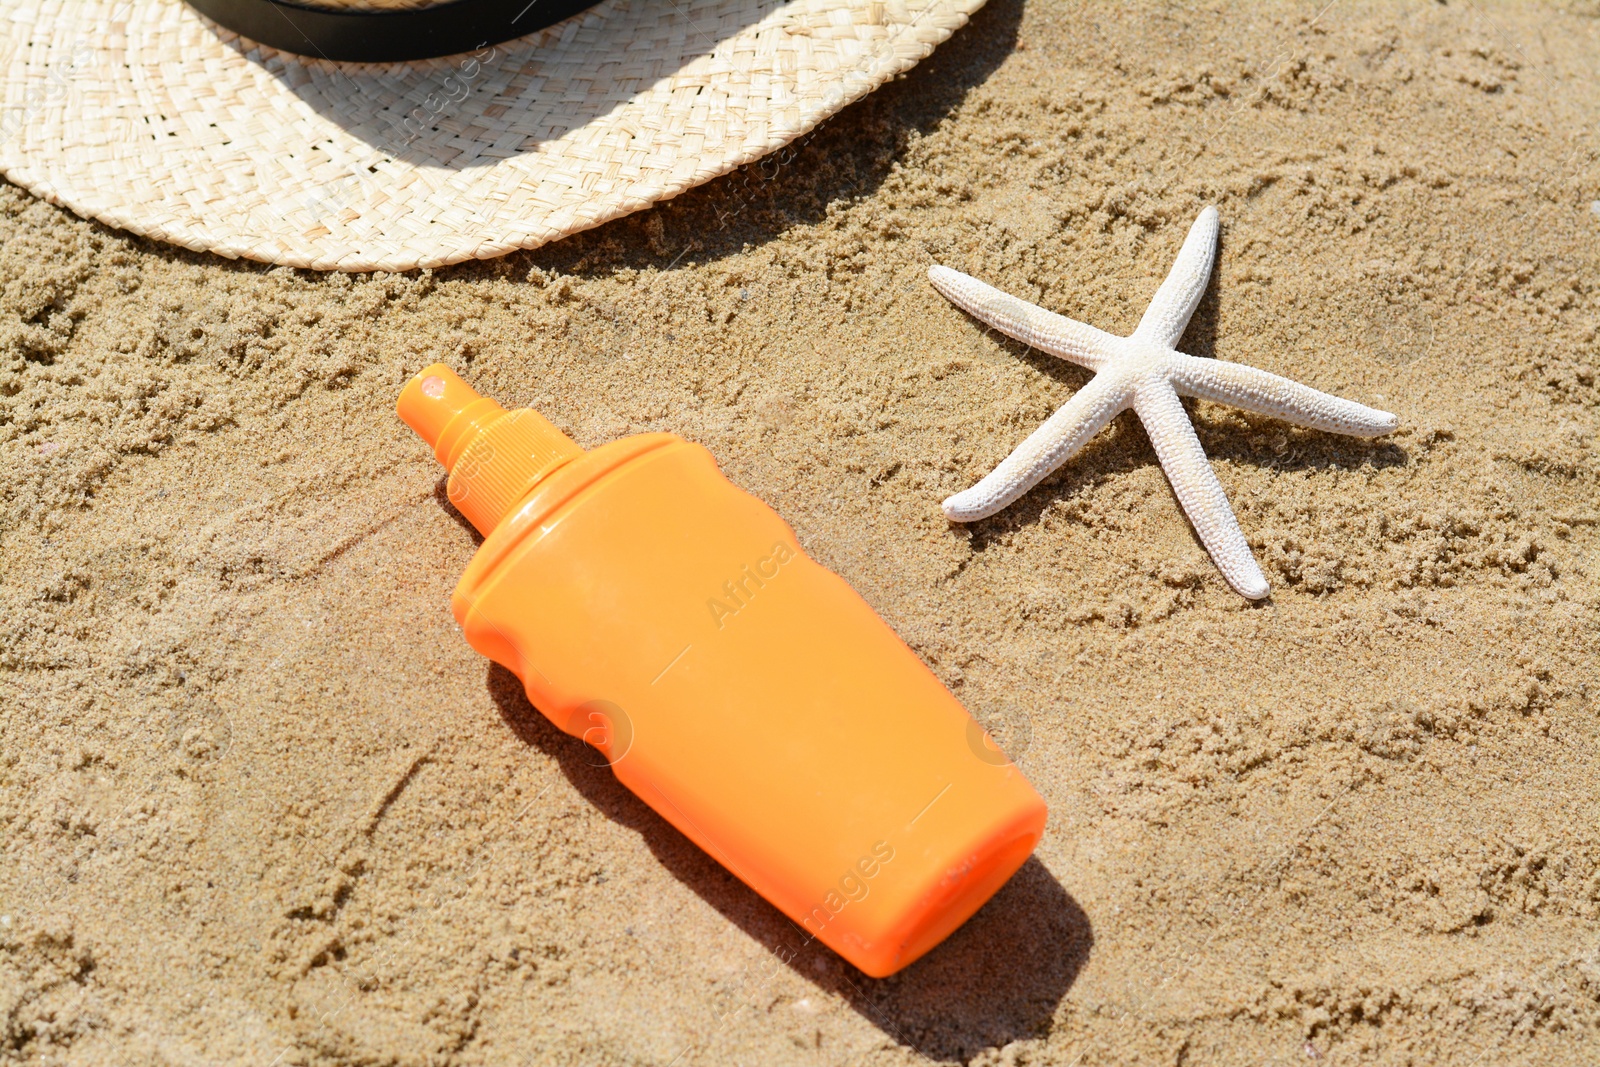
[1,0,983,272]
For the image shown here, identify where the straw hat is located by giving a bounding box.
[0,0,984,272]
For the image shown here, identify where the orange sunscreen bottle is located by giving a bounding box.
[397,364,1046,976]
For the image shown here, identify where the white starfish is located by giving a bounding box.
[930,207,1398,600]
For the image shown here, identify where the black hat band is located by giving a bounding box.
[185,0,605,63]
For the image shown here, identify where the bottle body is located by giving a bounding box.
[452,433,1046,976]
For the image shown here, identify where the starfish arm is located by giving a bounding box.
[1132,206,1220,348]
[942,372,1129,522]
[1171,356,1400,438]
[928,265,1119,372]
[1133,383,1271,600]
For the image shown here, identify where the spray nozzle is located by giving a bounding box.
[397,364,582,535]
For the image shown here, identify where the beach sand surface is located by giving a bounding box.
[3,1,1599,1063]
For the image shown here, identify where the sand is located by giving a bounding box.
[3,1,1599,1063]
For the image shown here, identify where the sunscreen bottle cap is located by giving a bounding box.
[397,364,582,535]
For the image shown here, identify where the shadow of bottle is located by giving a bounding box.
[486,662,1092,1061]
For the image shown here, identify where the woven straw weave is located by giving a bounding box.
[0,0,983,271]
